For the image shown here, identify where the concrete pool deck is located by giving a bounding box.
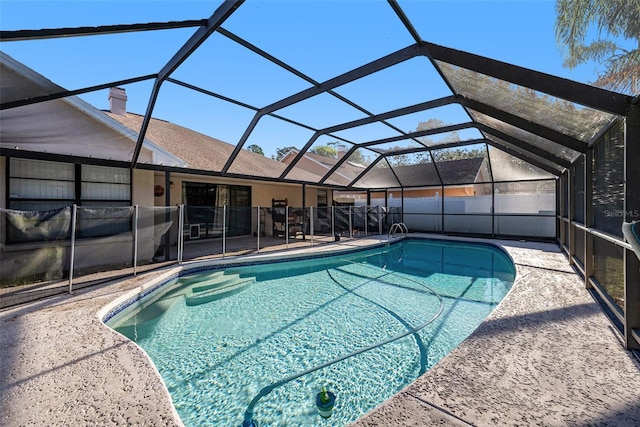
[1,235,639,426]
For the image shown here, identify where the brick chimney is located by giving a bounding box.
[336,144,348,159]
[108,87,127,116]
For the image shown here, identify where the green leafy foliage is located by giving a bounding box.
[310,145,338,158]
[245,144,264,156]
[273,146,298,161]
[555,0,640,94]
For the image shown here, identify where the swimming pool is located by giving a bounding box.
[106,238,515,426]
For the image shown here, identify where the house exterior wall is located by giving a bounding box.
[305,187,319,208]
[147,172,336,238]
[153,173,180,207]
[159,173,310,208]
[404,187,473,198]
[336,186,475,203]
[133,169,155,207]
[252,182,303,207]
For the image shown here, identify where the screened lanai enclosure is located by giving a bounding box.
[0,0,638,349]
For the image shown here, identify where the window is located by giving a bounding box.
[80,165,130,207]
[182,182,251,238]
[7,158,132,242]
[8,159,131,210]
[8,158,75,211]
[317,189,328,207]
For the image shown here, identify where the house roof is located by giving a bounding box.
[0,51,323,184]
[304,151,341,168]
[281,149,367,186]
[105,111,323,183]
[358,157,486,189]
[0,52,184,167]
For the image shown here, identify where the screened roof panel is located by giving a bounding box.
[385,152,434,167]
[281,138,346,182]
[400,0,545,70]
[432,144,490,185]
[170,33,314,108]
[1,29,194,103]
[384,104,472,135]
[484,134,565,175]
[367,140,426,155]
[323,148,371,186]
[488,146,555,181]
[352,161,400,189]
[1,1,634,192]
[436,61,618,144]
[0,1,219,29]
[323,173,352,187]
[469,109,581,162]
[221,0,413,82]
[330,121,404,145]
[307,139,348,162]
[386,154,441,187]
[418,127,484,147]
[389,158,442,187]
[332,57,452,115]
[227,115,315,177]
[2,99,139,163]
[154,80,256,153]
[0,58,66,105]
[273,92,368,131]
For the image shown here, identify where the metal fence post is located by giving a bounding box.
[364,206,368,236]
[349,206,353,239]
[310,206,314,247]
[257,206,261,253]
[286,205,290,248]
[68,204,77,294]
[331,206,335,240]
[133,205,139,276]
[178,204,184,264]
[223,205,227,258]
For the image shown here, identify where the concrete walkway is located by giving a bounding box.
[352,239,640,426]
[1,236,639,426]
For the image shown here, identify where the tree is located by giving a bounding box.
[310,145,338,158]
[385,149,412,167]
[245,144,264,156]
[345,149,372,166]
[273,146,298,161]
[431,148,485,162]
[555,0,640,94]
[416,119,461,146]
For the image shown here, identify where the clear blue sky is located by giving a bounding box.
[0,0,624,159]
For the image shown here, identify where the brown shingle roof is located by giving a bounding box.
[360,157,485,187]
[284,150,367,185]
[105,112,323,182]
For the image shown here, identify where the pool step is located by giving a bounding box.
[185,275,256,306]
[179,270,224,286]
[117,298,175,327]
[190,273,242,293]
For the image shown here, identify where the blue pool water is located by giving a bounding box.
[107,238,515,426]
